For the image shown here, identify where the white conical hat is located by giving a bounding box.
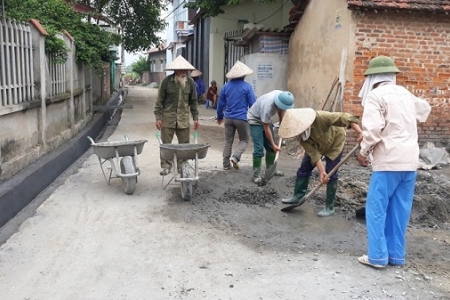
[190,69,202,77]
[278,108,317,139]
[226,61,253,79]
[165,55,195,71]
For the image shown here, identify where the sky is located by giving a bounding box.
[124,50,146,66]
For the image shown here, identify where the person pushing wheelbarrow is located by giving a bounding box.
[278,108,363,217]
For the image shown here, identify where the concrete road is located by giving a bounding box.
[0,86,447,300]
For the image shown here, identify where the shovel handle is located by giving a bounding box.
[274,138,282,159]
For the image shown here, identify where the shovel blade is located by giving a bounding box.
[263,161,277,183]
[280,204,298,212]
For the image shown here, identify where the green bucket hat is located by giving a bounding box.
[364,56,400,76]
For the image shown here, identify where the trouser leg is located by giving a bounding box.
[160,127,176,169]
[232,119,250,162]
[386,171,416,265]
[175,127,190,171]
[250,125,264,183]
[366,171,392,266]
[223,119,235,168]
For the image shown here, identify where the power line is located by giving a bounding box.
[162,0,187,21]
[255,0,291,23]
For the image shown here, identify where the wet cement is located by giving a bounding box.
[162,117,450,279]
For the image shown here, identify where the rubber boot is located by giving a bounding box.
[318,180,337,217]
[252,157,262,184]
[281,177,310,205]
[265,151,284,176]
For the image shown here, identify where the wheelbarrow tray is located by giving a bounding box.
[91,140,147,159]
[159,143,210,160]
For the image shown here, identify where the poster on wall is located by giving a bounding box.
[257,62,274,80]
[251,79,257,93]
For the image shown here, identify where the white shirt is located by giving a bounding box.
[360,83,431,171]
[247,90,282,125]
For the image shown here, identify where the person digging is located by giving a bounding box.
[278,108,363,217]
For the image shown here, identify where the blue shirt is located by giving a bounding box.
[217,79,256,121]
[194,78,205,96]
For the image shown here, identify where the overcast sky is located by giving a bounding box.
[124,51,146,66]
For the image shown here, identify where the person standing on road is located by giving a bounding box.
[217,61,256,170]
[247,90,294,184]
[154,55,200,176]
[356,55,431,268]
[278,108,363,217]
[191,69,206,107]
[206,80,218,109]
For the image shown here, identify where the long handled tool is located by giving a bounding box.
[259,138,282,186]
[280,144,360,212]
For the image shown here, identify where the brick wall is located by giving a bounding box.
[343,11,450,153]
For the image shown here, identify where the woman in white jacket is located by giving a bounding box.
[356,56,431,268]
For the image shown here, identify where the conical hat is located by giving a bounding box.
[278,108,317,139]
[191,69,202,77]
[165,55,195,71]
[226,61,253,79]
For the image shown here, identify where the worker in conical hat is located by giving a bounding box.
[217,61,256,170]
[190,69,206,107]
[278,108,362,217]
[154,55,199,176]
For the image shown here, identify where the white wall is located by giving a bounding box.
[209,0,293,90]
[241,53,288,98]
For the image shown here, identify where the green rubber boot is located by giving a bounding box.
[318,180,338,217]
[252,157,263,184]
[265,151,284,176]
[281,177,310,205]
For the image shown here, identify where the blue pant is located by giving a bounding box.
[250,124,275,158]
[366,171,416,266]
[296,152,342,182]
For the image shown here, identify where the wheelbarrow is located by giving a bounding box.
[88,135,147,195]
[157,132,210,200]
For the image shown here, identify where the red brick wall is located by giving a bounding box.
[344,11,450,153]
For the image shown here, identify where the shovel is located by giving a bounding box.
[258,138,282,186]
[281,144,360,212]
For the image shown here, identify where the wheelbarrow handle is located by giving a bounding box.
[155,132,162,145]
[87,136,95,145]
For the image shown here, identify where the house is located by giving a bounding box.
[185,0,294,96]
[146,43,168,84]
[288,0,450,150]
[163,0,196,73]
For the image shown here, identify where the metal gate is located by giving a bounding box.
[224,29,245,83]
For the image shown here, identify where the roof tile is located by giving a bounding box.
[347,0,450,13]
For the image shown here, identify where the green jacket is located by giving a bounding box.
[154,74,199,129]
[300,110,359,164]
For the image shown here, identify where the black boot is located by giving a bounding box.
[281,177,310,205]
[317,180,337,217]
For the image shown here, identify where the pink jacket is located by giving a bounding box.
[360,83,431,171]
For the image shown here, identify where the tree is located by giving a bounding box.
[81,0,166,52]
[6,0,167,69]
[131,56,149,78]
[7,0,120,69]
[185,0,277,17]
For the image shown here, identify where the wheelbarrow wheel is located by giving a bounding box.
[180,162,192,201]
[120,156,137,195]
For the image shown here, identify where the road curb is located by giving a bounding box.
[0,90,125,228]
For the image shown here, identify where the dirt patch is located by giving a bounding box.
[219,186,279,206]
[167,120,450,278]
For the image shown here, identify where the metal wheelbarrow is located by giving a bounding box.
[157,132,210,200]
[88,135,148,195]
